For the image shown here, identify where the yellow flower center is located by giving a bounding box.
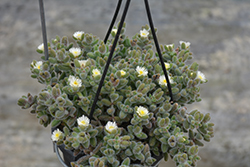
[165,64,170,69]
[163,79,167,84]
[74,51,78,55]
[198,75,203,80]
[109,125,115,130]
[139,110,145,115]
[55,133,60,138]
[94,72,99,75]
[120,70,126,76]
[142,33,146,36]
[37,65,41,69]
[139,71,143,75]
[81,120,86,125]
[73,81,78,85]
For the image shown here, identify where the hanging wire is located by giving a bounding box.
[104,0,123,44]
[144,0,173,103]
[38,0,170,166]
[89,0,131,120]
[38,0,49,60]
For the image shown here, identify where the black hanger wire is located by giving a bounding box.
[89,0,173,120]
[38,0,49,61]
[38,0,173,122]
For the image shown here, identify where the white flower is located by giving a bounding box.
[51,129,63,141]
[112,28,117,34]
[120,70,126,76]
[32,61,43,70]
[164,62,170,70]
[179,41,191,48]
[166,44,174,48]
[136,106,149,117]
[92,69,101,77]
[69,47,81,57]
[68,75,82,88]
[38,43,44,51]
[79,60,87,68]
[159,75,173,86]
[140,29,149,38]
[196,71,206,82]
[73,31,84,40]
[77,115,90,127]
[105,121,118,133]
[136,66,148,77]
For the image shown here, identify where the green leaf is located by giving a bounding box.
[133,126,141,134]
[36,49,43,54]
[110,93,119,101]
[161,143,169,153]
[67,117,76,128]
[88,129,98,137]
[55,110,65,119]
[159,137,168,144]
[121,157,130,166]
[101,99,111,106]
[171,87,179,94]
[82,139,90,148]
[194,139,204,147]
[135,153,145,161]
[119,111,127,119]
[51,119,61,128]
[48,57,57,63]
[63,126,70,136]
[149,137,156,147]
[135,132,147,139]
[74,59,80,68]
[123,38,131,47]
[163,152,169,161]
[178,50,185,57]
[72,141,80,149]
[203,113,211,123]
[145,157,156,166]
[107,107,115,115]
[57,64,72,71]
[125,149,133,156]
[190,62,199,71]
[87,52,95,59]
[98,58,106,67]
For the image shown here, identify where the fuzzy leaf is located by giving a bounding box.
[51,119,61,128]
[101,99,111,106]
[88,129,98,137]
[121,157,130,166]
[161,143,168,153]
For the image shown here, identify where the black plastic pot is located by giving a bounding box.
[54,143,85,167]
[54,142,163,167]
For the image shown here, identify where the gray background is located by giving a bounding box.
[1,0,250,166]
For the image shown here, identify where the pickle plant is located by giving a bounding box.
[18,23,214,167]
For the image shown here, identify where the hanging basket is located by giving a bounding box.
[16,0,215,166]
[38,0,172,165]
[39,0,170,166]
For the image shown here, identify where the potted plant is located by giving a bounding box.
[18,22,214,167]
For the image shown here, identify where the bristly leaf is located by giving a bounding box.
[51,119,61,128]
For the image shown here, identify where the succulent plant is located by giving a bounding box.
[18,23,214,167]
